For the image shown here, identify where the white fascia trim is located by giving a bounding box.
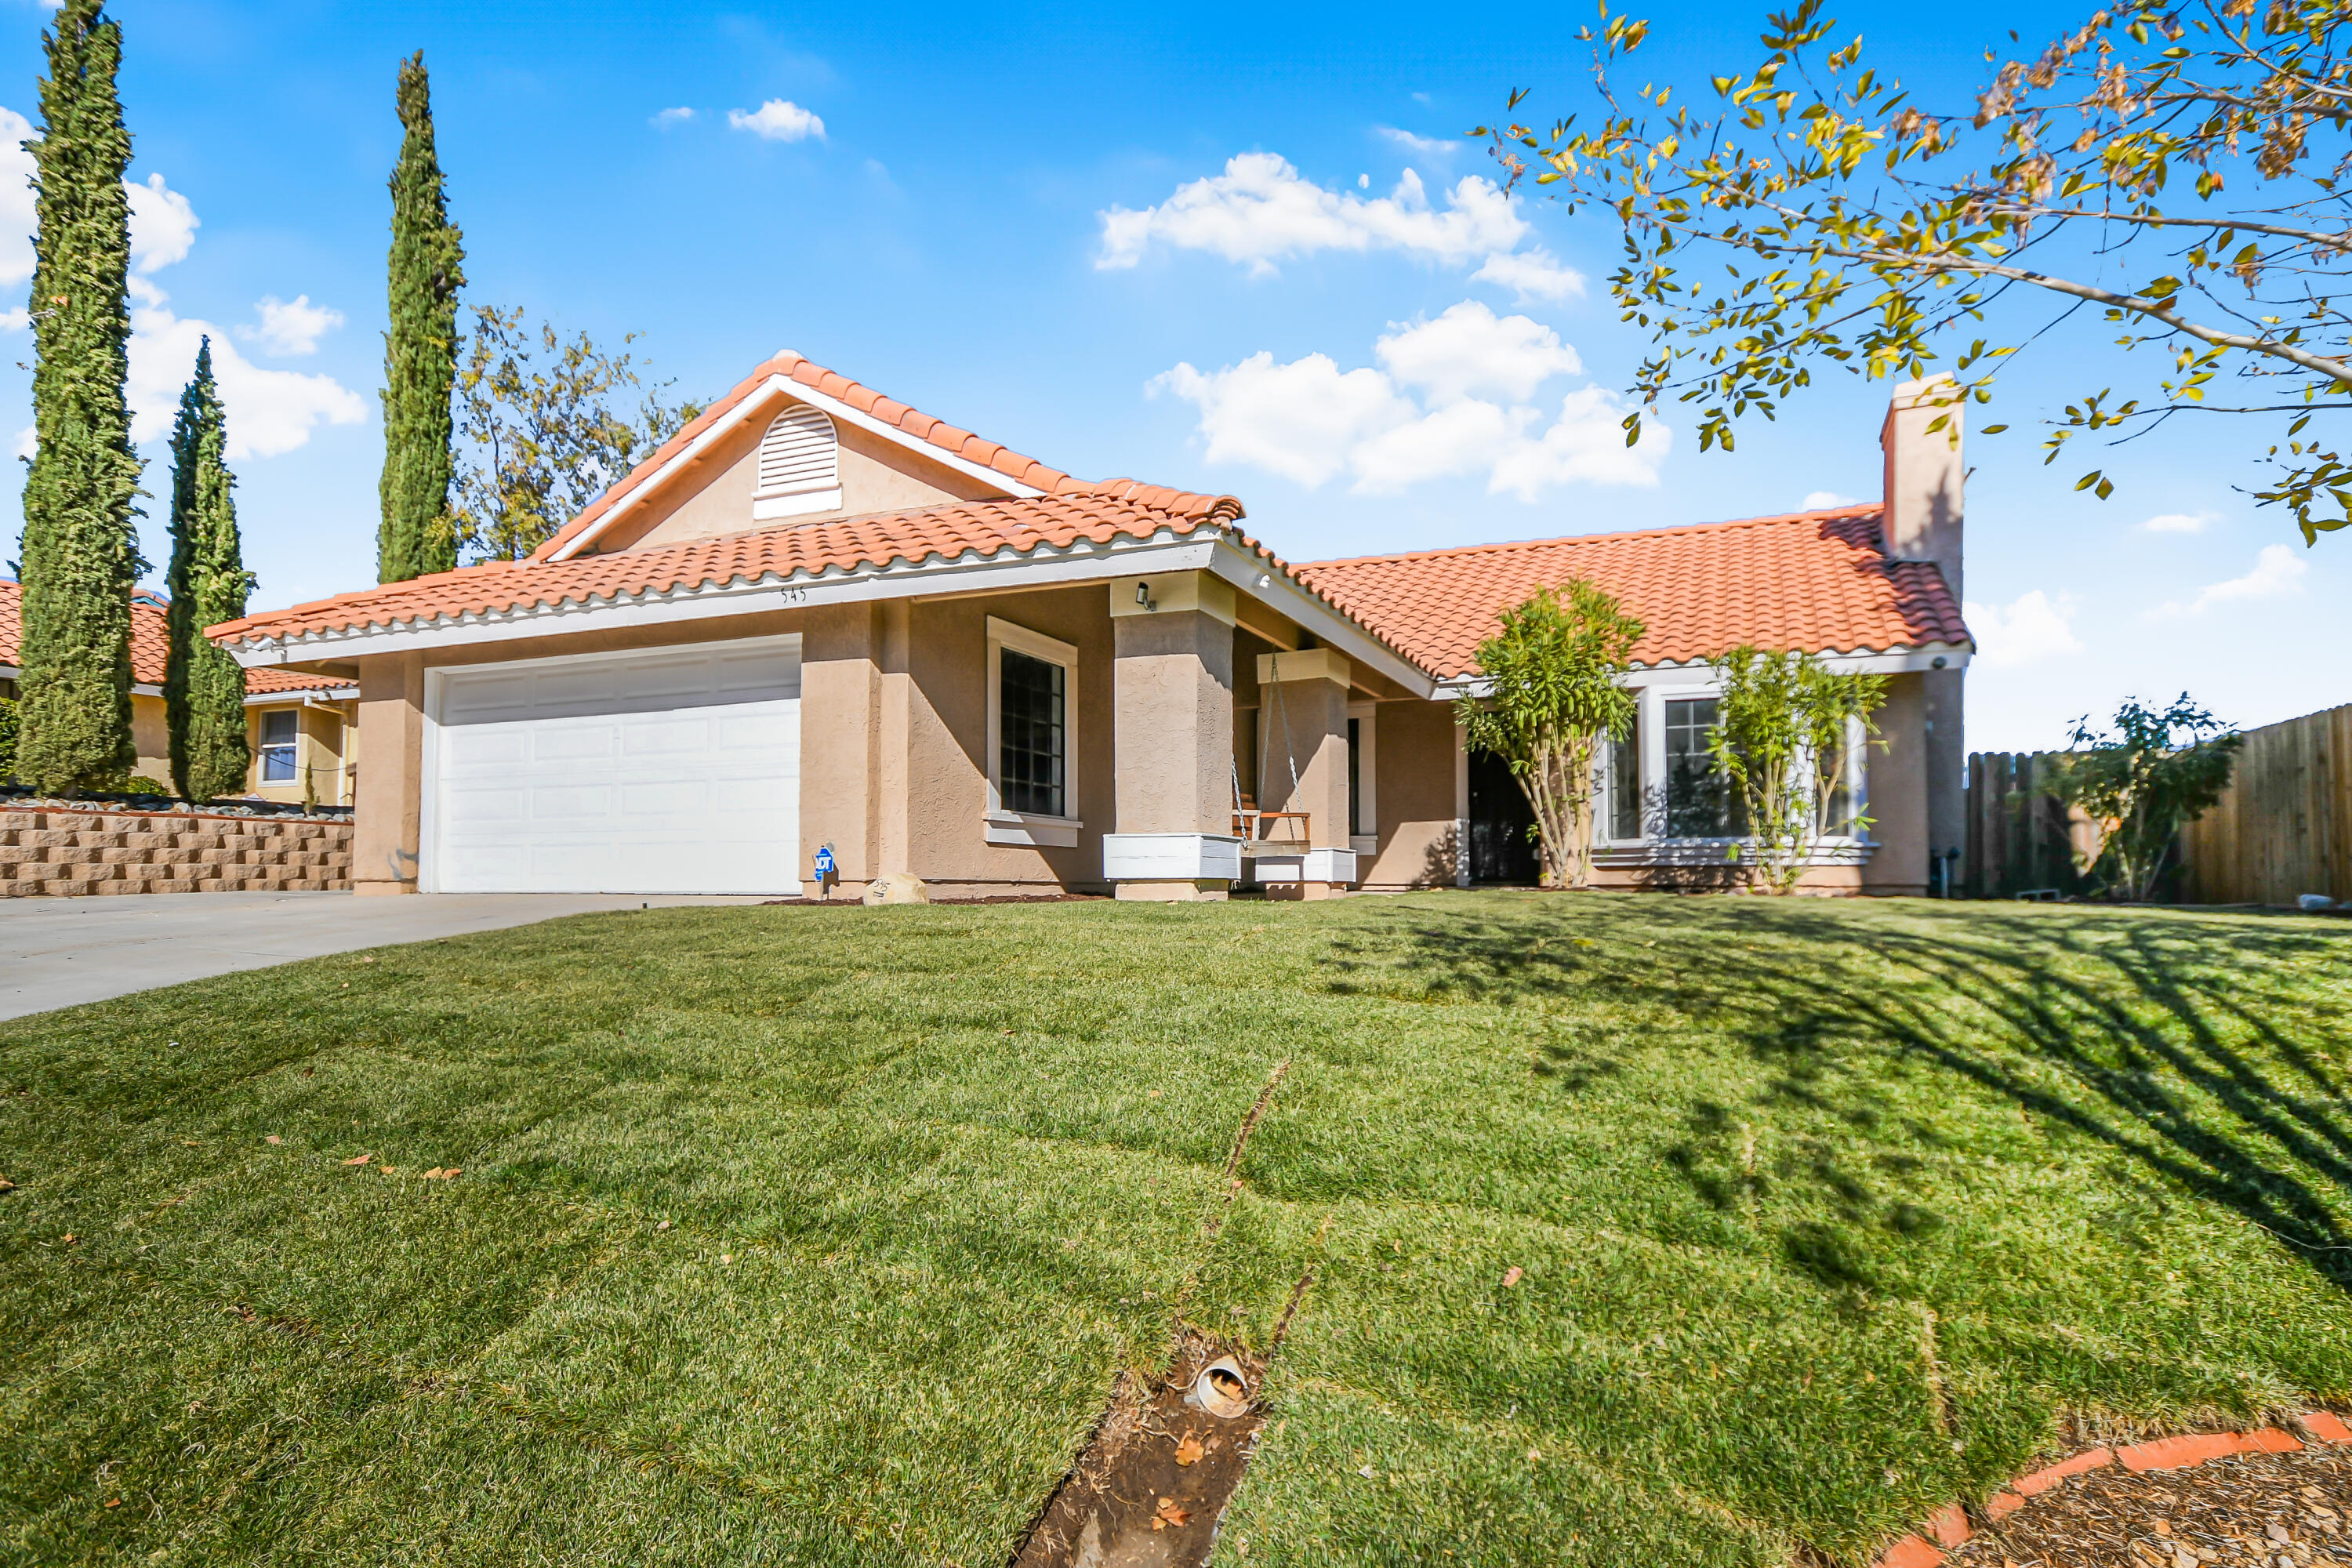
[1435,643,1973,699]
[1205,540,1437,699]
[548,375,1047,561]
[225,532,1225,667]
[0,662,17,681]
[131,681,163,698]
[243,688,358,707]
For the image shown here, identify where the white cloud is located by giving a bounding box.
[1470,247,1585,303]
[1098,153,1527,274]
[728,100,825,142]
[130,305,367,459]
[2141,510,2217,534]
[1153,304,1668,499]
[0,107,31,288]
[126,172,198,273]
[1376,125,1458,158]
[2147,543,2309,618]
[1154,353,1410,488]
[236,293,343,357]
[1375,301,1580,405]
[1801,491,1861,510]
[1962,590,2083,669]
[652,106,695,128]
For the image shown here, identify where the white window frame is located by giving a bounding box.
[985,615,1080,848]
[257,708,299,785]
[1597,715,1644,848]
[751,404,844,521]
[1346,701,1378,856]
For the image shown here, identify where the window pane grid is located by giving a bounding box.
[1000,649,1066,818]
[1664,697,1744,838]
[1609,724,1641,840]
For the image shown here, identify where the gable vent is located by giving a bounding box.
[753,403,844,521]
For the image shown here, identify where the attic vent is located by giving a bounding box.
[753,403,843,521]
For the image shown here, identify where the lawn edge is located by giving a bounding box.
[1870,1407,2352,1566]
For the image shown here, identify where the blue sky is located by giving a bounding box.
[0,0,2342,752]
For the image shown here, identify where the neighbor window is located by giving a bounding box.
[1608,720,1642,840]
[260,710,298,784]
[1664,698,1744,837]
[999,650,1066,817]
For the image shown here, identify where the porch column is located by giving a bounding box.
[1104,572,1240,901]
[1256,648,1356,898]
[351,652,423,895]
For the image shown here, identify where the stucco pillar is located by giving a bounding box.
[1104,573,1238,901]
[1256,647,1355,898]
[351,652,423,895]
[799,603,886,899]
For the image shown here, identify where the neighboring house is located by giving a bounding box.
[0,579,357,804]
[207,352,1971,899]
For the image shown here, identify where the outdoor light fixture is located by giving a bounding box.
[1136,583,1152,606]
[1930,655,1948,669]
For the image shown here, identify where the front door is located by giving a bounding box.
[1467,748,1540,884]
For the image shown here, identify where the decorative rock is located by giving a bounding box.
[862,870,931,906]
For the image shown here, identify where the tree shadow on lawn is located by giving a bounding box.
[1380,900,2352,1294]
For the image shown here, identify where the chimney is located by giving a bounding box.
[1879,374,1967,893]
[1879,375,1964,604]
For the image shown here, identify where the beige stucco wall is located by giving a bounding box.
[1861,671,1930,896]
[130,692,169,786]
[244,701,354,806]
[1360,697,1461,889]
[605,400,1008,555]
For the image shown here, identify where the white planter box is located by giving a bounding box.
[1102,833,1243,882]
[1244,848,1358,885]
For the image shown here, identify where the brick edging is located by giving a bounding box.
[1875,1410,2352,1566]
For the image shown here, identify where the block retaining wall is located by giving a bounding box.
[0,807,354,896]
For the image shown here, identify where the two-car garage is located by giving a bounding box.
[425,637,802,895]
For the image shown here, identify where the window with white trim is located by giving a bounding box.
[1606,717,1642,840]
[985,617,1080,846]
[259,709,298,784]
[752,404,842,521]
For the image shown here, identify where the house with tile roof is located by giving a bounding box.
[205,353,1971,899]
[2,579,358,805]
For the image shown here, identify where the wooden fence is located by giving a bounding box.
[1962,752,2098,899]
[2178,703,2352,906]
[1965,703,2352,905]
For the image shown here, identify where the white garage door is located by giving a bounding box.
[429,638,800,895]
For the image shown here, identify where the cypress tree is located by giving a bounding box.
[164,339,252,802]
[16,0,143,793]
[378,50,466,583]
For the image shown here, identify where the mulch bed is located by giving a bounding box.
[1944,1443,2352,1566]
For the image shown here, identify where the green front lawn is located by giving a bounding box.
[4,893,2349,1566]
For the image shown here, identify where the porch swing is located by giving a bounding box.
[1231,648,1313,847]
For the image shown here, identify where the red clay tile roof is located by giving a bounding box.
[1294,506,1970,678]
[531,351,1086,563]
[1,579,352,696]
[210,488,1301,647]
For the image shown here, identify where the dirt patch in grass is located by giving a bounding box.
[1946,1442,2352,1565]
[1013,1329,1265,1568]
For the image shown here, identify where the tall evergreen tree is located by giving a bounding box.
[164,339,252,802]
[16,0,143,793]
[377,50,466,583]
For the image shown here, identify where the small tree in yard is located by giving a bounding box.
[1455,580,1645,888]
[1708,646,1886,895]
[163,340,255,802]
[2049,695,2241,902]
[452,305,703,562]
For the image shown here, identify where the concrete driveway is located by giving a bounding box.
[0,891,776,1021]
